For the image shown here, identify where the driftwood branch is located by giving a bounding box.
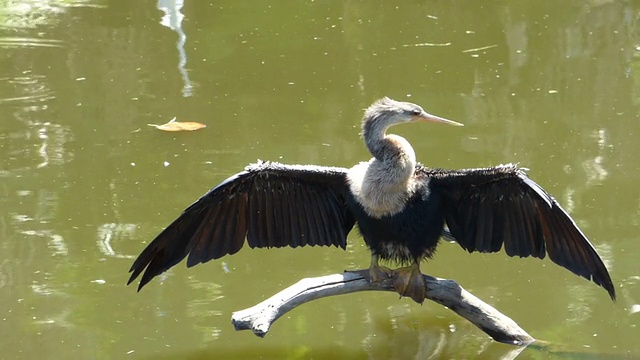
[231,270,535,346]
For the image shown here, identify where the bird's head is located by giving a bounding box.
[362,97,464,132]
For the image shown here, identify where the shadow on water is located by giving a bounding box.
[143,311,632,360]
[144,340,634,360]
[148,340,634,360]
[525,342,636,360]
[150,346,368,360]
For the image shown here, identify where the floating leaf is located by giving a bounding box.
[148,117,207,132]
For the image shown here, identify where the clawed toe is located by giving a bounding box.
[392,264,426,304]
[368,264,393,283]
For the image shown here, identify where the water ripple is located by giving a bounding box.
[0,37,62,49]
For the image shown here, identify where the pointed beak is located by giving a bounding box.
[412,111,464,127]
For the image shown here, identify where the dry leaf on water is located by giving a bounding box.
[148,117,207,132]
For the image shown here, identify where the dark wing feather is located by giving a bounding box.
[425,164,615,300]
[128,161,356,291]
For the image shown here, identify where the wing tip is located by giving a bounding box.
[126,274,135,286]
[127,262,151,291]
[596,274,616,302]
[126,272,144,292]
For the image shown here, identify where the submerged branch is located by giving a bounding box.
[231,270,535,346]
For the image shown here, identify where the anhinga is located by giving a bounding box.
[128,97,616,303]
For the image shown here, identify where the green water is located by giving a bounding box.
[1,1,638,359]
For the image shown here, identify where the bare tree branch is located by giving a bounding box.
[231,270,535,346]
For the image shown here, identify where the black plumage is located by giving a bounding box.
[128,98,615,303]
[128,163,356,290]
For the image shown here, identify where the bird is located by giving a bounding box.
[127,97,616,303]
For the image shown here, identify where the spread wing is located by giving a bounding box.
[425,164,615,300]
[128,161,356,291]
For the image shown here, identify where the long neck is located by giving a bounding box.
[362,119,416,185]
[362,118,392,161]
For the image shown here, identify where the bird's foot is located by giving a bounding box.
[368,264,393,283]
[392,264,426,304]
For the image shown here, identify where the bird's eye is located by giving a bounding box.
[411,109,421,115]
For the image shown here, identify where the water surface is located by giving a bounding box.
[1,1,639,359]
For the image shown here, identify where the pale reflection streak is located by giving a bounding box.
[1,61,72,326]
[187,280,224,342]
[7,187,71,331]
[0,0,104,30]
[620,276,640,315]
[582,128,610,185]
[157,0,193,97]
[96,223,137,259]
[18,230,67,257]
[0,37,62,48]
[23,122,72,171]
[1,74,55,104]
[3,72,70,172]
[565,285,594,326]
[36,123,52,169]
[0,259,13,289]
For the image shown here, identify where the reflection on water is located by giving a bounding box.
[187,279,224,342]
[3,117,72,172]
[2,71,69,174]
[157,0,193,97]
[96,223,136,259]
[1,73,55,104]
[0,0,102,30]
[0,37,62,48]
[0,1,639,359]
[582,128,609,186]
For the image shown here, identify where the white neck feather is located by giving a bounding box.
[348,134,417,218]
